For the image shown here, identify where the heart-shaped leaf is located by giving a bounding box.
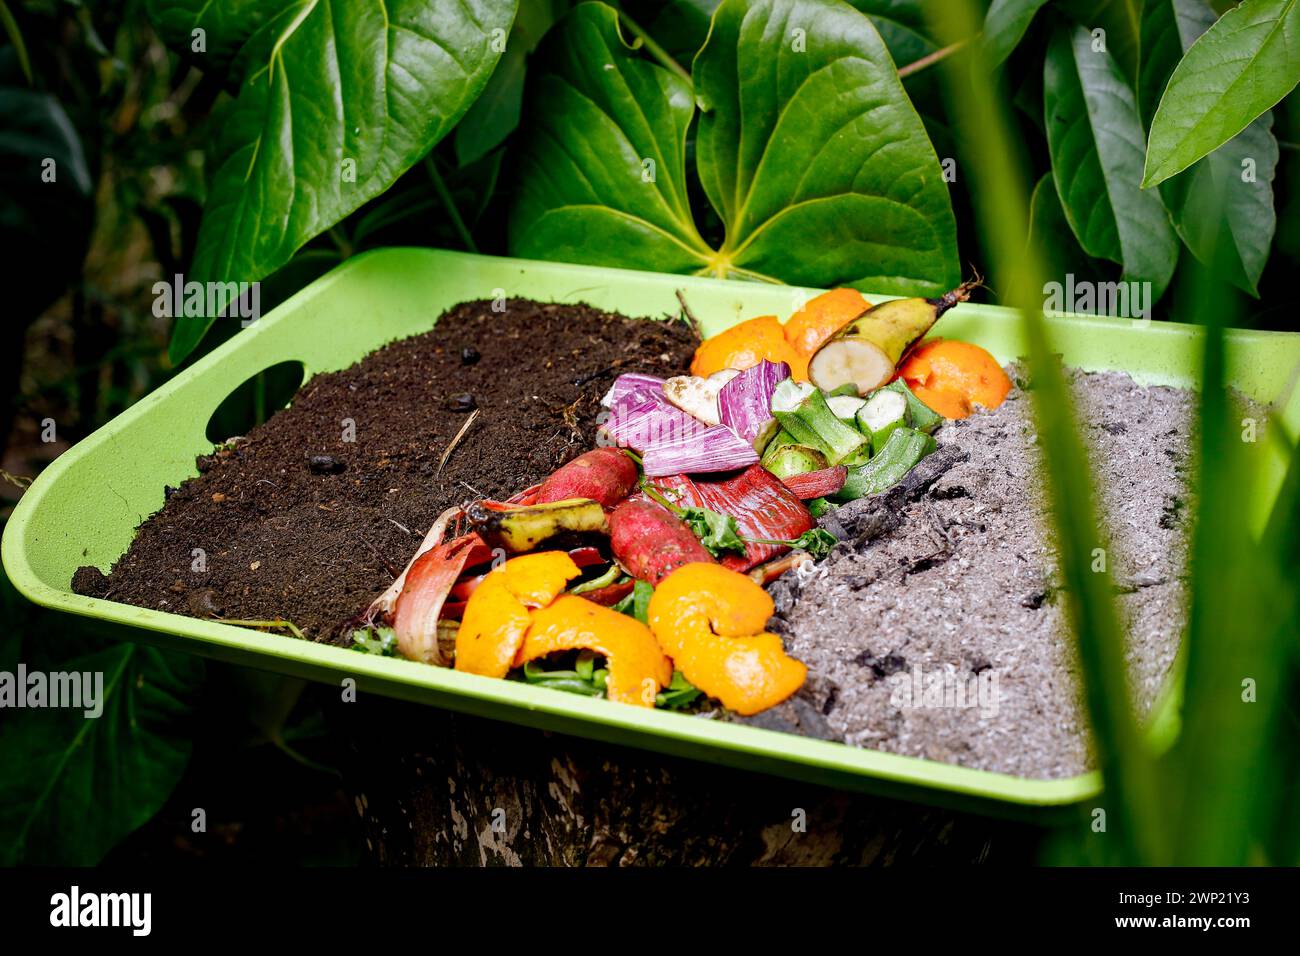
[1140,0,1278,295]
[511,0,958,295]
[1142,0,1300,187]
[1044,24,1178,299]
[167,0,517,362]
[982,0,1052,68]
[695,0,958,292]
[509,2,713,274]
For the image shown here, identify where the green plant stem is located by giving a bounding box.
[641,482,682,514]
[613,5,691,83]
[327,226,353,258]
[221,618,306,640]
[896,37,971,80]
[423,156,478,253]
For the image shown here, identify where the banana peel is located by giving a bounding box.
[808,279,980,396]
[466,497,609,553]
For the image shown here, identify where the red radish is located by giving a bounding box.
[535,448,639,507]
[609,499,716,585]
[780,465,848,499]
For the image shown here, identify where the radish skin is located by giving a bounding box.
[535,448,638,507]
[609,499,715,585]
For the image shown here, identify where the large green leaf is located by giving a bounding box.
[0,640,203,865]
[168,0,517,362]
[1044,24,1178,299]
[849,1,938,64]
[453,0,561,166]
[1058,0,1143,83]
[145,0,279,71]
[511,0,957,293]
[1140,0,1278,294]
[1142,0,1300,187]
[693,0,958,292]
[1027,171,1111,290]
[982,0,1052,68]
[509,2,713,274]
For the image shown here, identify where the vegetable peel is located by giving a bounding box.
[455,551,581,678]
[515,595,672,707]
[647,563,806,716]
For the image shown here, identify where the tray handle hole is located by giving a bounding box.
[206,361,307,445]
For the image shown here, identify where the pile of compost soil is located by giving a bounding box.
[755,366,1199,779]
[72,299,696,640]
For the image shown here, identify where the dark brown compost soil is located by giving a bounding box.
[72,299,696,640]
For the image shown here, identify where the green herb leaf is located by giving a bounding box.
[790,528,838,559]
[508,2,714,275]
[680,506,748,558]
[611,589,637,616]
[632,580,655,625]
[161,0,518,362]
[350,627,397,656]
[694,0,959,292]
[1044,24,1179,300]
[1142,0,1300,188]
[655,670,703,709]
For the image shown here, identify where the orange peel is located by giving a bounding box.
[896,338,1012,419]
[784,288,871,358]
[455,552,580,678]
[647,563,806,716]
[515,595,672,707]
[690,315,805,380]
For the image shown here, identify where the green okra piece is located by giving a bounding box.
[856,387,908,453]
[831,426,937,502]
[762,443,828,480]
[883,378,944,434]
[773,387,868,465]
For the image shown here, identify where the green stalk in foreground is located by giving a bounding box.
[928,0,1167,864]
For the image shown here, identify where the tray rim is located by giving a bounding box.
[6,247,1299,818]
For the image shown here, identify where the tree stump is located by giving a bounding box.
[334,697,1037,866]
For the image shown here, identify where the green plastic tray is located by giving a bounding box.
[6,249,1299,820]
